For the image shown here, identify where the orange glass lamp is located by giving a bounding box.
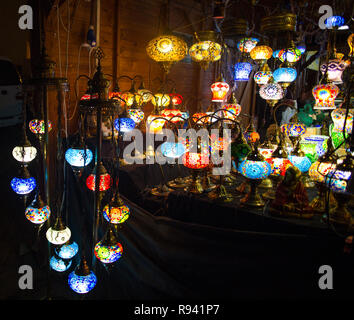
[250,45,273,67]
[146,34,187,73]
[169,93,183,106]
[312,83,340,110]
[211,80,230,102]
[222,93,242,123]
[146,114,166,134]
[161,108,183,123]
[192,112,208,125]
[152,93,171,110]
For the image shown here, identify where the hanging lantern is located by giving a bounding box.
[254,63,273,86]
[222,94,242,122]
[169,93,183,106]
[68,258,97,294]
[259,82,284,106]
[11,167,36,195]
[136,83,153,105]
[273,67,297,89]
[146,115,166,133]
[55,241,79,260]
[127,109,145,124]
[325,15,345,29]
[237,37,259,54]
[250,45,273,67]
[210,81,230,102]
[102,192,130,224]
[29,119,52,135]
[277,48,302,66]
[152,93,171,108]
[189,31,222,70]
[65,147,93,168]
[331,108,354,134]
[312,84,339,110]
[50,256,72,272]
[25,193,51,224]
[161,108,183,123]
[94,227,123,264]
[86,164,113,192]
[114,117,136,133]
[146,34,188,73]
[12,145,37,165]
[46,216,71,245]
[234,62,253,81]
[320,59,350,84]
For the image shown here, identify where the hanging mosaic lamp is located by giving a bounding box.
[65,146,93,169]
[250,45,273,67]
[55,241,79,260]
[320,59,350,84]
[146,114,166,133]
[146,34,187,73]
[25,192,51,224]
[273,67,297,89]
[312,83,339,110]
[222,93,242,123]
[86,163,113,192]
[152,93,171,109]
[114,117,136,133]
[259,81,284,107]
[237,37,259,54]
[46,216,71,245]
[29,119,52,135]
[94,227,123,264]
[50,256,72,272]
[234,62,253,81]
[68,257,97,294]
[210,79,230,102]
[254,63,273,86]
[102,192,130,224]
[12,133,37,165]
[11,166,36,195]
[277,47,302,66]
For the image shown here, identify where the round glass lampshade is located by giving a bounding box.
[222,103,241,122]
[312,84,339,110]
[146,35,187,72]
[55,241,79,260]
[309,161,337,184]
[182,152,209,169]
[273,67,297,83]
[12,146,37,164]
[114,117,136,133]
[254,70,273,85]
[161,108,183,123]
[259,83,284,102]
[325,169,352,193]
[160,142,186,159]
[238,160,272,179]
[189,40,222,69]
[237,37,259,53]
[266,157,293,176]
[300,135,329,163]
[325,15,345,28]
[146,115,166,133]
[102,203,130,224]
[210,82,230,102]
[68,270,97,294]
[234,62,253,81]
[320,59,350,84]
[11,177,36,195]
[65,148,93,168]
[50,256,72,272]
[288,155,312,173]
[46,226,71,245]
[86,173,113,192]
[191,112,208,124]
[25,203,50,224]
[169,93,183,106]
[127,109,145,124]
[331,108,354,134]
[250,45,273,63]
[94,240,123,264]
[29,119,52,135]
[152,93,171,108]
[280,123,306,137]
[277,48,302,64]
[136,88,153,104]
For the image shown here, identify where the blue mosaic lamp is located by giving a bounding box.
[55,241,79,260]
[288,155,312,173]
[160,142,186,159]
[234,62,253,81]
[11,167,36,196]
[65,147,93,168]
[68,257,97,294]
[50,255,72,272]
[114,117,135,133]
[273,67,297,89]
[325,16,345,29]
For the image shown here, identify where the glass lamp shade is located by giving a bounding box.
[12,146,37,164]
[181,111,189,120]
[238,160,272,179]
[325,15,345,28]
[309,161,336,184]
[288,155,312,173]
[25,204,50,224]
[11,177,36,195]
[46,226,71,245]
[254,70,273,85]
[114,117,136,133]
[312,84,339,110]
[259,83,284,102]
[244,131,260,144]
[280,123,306,137]
[127,109,144,124]
[81,93,99,100]
[55,241,79,260]
[161,108,183,123]
[169,93,183,106]
[237,37,259,53]
[234,62,253,81]
[160,142,186,158]
[348,34,354,57]
[50,256,72,272]
[146,115,166,133]
[320,59,350,84]
[210,135,230,155]
[205,111,219,124]
[300,135,329,163]
[152,93,171,108]
[65,148,93,168]
[189,41,222,69]
[210,82,230,102]
[182,152,209,169]
[331,108,354,134]
[222,103,241,122]
[86,173,113,192]
[102,203,130,224]
[136,88,153,104]
[273,67,297,84]
[330,123,347,149]
[94,240,123,264]
[277,48,302,64]
[122,93,136,107]
[29,119,52,135]
[146,35,187,72]
[250,45,273,64]
[266,157,293,176]
[192,112,208,124]
[68,270,97,294]
[325,169,352,193]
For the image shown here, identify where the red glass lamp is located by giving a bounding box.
[86,163,112,192]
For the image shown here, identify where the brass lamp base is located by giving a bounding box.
[262,175,281,200]
[328,192,354,227]
[310,184,337,214]
[240,180,265,207]
[167,177,188,189]
[208,184,233,202]
[151,184,173,197]
[259,177,273,189]
[301,174,314,188]
[201,173,216,193]
[185,170,204,194]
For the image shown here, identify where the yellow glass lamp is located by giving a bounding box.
[146,114,166,134]
[211,81,230,103]
[152,93,171,110]
[146,34,187,73]
[250,45,273,67]
[348,33,354,57]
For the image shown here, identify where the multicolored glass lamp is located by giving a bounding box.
[50,256,72,272]
[94,226,123,264]
[114,117,136,133]
[237,37,259,55]
[312,83,339,110]
[65,143,93,177]
[68,257,97,294]
[183,151,209,194]
[46,216,71,245]
[211,79,230,103]
[254,63,273,86]
[146,114,166,133]
[259,81,284,107]
[160,141,186,159]
[102,192,130,224]
[320,59,350,84]
[222,93,242,123]
[250,45,273,67]
[29,119,53,137]
[11,166,36,196]
[234,62,253,81]
[25,192,51,224]
[299,135,329,163]
[152,93,171,110]
[277,47,302,67]
[325,15,345,29]
[189,31,222,70]
[238,142,272,207]
[331,107,354,135]
[12,132,37,165]
[273,67,297,89]
[146,34,187,73]
[55,241,79,260]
